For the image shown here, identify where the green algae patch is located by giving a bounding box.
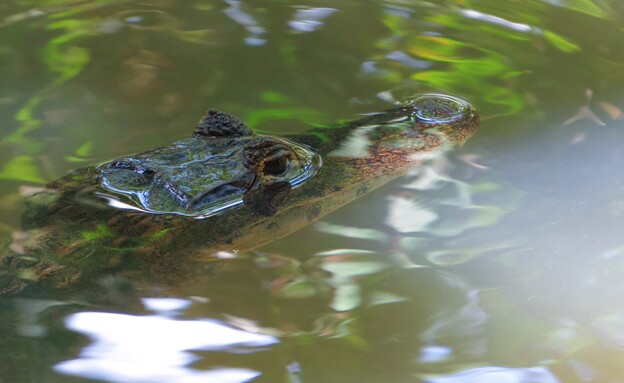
[81,224,113,242]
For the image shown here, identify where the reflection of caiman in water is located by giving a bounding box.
[0,95,478,297]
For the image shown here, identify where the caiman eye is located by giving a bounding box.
[263,155,289,175]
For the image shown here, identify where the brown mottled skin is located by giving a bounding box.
[0,95,478,297]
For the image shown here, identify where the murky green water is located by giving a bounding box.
[2,0,624,382]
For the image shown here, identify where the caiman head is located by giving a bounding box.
[97,110,321,218]
[96,95,477,218]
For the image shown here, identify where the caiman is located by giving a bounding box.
[0,94,478,297]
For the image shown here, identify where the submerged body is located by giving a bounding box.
[0,95,478,297]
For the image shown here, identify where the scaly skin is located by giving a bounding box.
[0,94,478,297]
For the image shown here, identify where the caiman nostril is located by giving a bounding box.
[408,94,472,123]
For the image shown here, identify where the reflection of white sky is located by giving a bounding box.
[424,366,559,383]
[223,0,266,46]
[288,7,337,33]
[385,50,430,69]
[419,289,488,361]
[385,194,438,233]
[460,9,533,33]
[223,2,336,45]
[328,124,378,158]
[54,298,278,383]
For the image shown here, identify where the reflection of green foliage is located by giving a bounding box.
[375,10,524,115]
[3,96,46,153]
[0,155,46,183]
[44,20,92,82]
[261,91,290,103]
[315,222,389,242]
[546,0,612,19]
[0,1,216,183]
[543,30,581,53]
[409,35,524,114]
[425,245,511,266]
[246,90,328,132]
[245,108,326,130]
[371,0,615,116]
[0,7,97,182]
[65,140,95,163]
